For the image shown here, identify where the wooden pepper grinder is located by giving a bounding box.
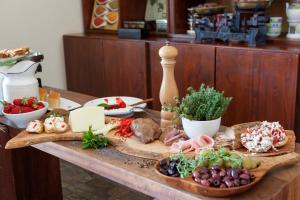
[159,42,179,127]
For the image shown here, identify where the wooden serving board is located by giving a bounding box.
[155,152,300,197]
[5,130,83,149]
[106,130,171,160]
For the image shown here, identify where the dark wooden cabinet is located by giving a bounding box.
[216,47,299,129]
[149,42,215,110]
[102,40,148,99]
[64,34,300,140]
[64,36,104,97]
[64,36,148,99]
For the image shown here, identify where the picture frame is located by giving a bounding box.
[145,0,167,21]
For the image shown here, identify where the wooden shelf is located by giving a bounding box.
[82,0,204,35]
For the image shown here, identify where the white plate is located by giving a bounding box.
[84,96,147,116]
[48,98,81,111]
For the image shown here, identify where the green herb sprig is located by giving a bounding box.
[82,126,109,149]
[171,154,200,178]
[175,84,232,121]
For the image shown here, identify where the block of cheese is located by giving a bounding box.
[69,107,105,132]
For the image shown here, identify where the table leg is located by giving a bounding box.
[0,125,63,200]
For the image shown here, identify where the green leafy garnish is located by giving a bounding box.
[97,103,109,108]
[171,154,200,178]
[174,84,232,121]
[82,126,109,149]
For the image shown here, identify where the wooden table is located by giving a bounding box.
[1,88,300,200]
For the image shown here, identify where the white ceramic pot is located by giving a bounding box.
[182,117,221,139]
[3,102,48,128]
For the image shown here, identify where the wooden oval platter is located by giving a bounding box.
[5,115,114,150]
[155,152,300,197]
[5,130,83,149]
[105,130,171,160]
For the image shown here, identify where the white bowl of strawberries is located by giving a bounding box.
[2,97,48,128]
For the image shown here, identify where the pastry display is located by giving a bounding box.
[0,47,30,58]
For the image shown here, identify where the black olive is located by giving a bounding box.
[171,172,180,177]
[167,168,175,175]
[159,168,168,176]
[240,179,249,185]
[199,168,208,174]
[233,179,240,187]
[212,173,221,180]
[226,168,232,177]
[231,169,239,179]
[201,173,210,179]
[213,179,221,187]
[169,161,177,170]
[159,159,167,166]
[211,166,220,171]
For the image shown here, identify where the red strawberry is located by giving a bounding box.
[37,105,44,110]
[22,97,37,108]
[13,98,23,106]
[3,103,14,113]
[37,102,44,107]
[21,106,34,113]
[10,106,21,114]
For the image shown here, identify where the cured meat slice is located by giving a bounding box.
[159,126,188,146]
[170,135,215,153]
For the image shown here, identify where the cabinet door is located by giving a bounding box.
[102,40,148,99]
[150,42,215,110]
[216,48,298,129]
[64,36,105,97]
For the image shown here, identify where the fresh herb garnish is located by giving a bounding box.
[82,126,109,149]
[174,84,232,121]
[98,103,109,108]
[171,154,200,178]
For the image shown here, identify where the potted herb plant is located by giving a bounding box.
[175,84,232,139]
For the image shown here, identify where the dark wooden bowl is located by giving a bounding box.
[155,152,300,197]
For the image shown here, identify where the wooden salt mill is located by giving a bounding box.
[159,42,179,127]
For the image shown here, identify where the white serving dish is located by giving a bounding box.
[182,117,221,139]
[84,96,147,116]
[3,102,48,128]
[48,98,81,111]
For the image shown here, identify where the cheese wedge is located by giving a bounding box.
[69,107,105,132]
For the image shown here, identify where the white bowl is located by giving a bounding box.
[3,102,48,128]
[182,117,221,139]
